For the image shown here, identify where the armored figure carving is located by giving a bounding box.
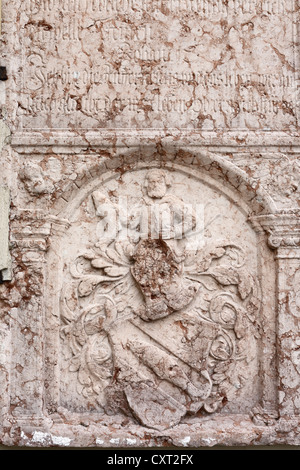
[129,169,198,321]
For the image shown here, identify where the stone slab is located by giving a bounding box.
[0,187,11,281]
[3,0,299,131]
[0,0,299,449]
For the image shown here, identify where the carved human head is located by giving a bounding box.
[144,169,172,199]
[19,162,50,196]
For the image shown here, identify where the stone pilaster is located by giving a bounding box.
[256,212,300,417]
[0,186,11,281]
[9,210,50,419]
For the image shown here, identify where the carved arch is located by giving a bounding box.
[45,150,277,423]
[52,148,276,220]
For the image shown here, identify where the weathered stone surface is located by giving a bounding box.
[0,0,297,132]
[0,187,11,281]
[0,0,300,448]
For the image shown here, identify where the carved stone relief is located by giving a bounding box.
[2,149,300,447]
[0,0,300,450]
[19,162,53,196]
[49,166,264,432]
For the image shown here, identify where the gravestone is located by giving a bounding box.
[0,0,299,447]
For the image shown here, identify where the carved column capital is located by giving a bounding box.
[267,234,300,250]
[11,210,71,253]
[250,212,300,256]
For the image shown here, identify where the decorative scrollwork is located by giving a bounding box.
[60,169,262,429]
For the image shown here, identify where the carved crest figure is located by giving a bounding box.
[61,169,261,430]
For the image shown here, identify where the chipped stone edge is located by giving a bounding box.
[2,415,300,448]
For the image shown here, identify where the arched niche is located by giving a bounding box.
[44,152,277,431]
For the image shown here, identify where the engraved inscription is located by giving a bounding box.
[24,0,288,15]
[17,0,297,130]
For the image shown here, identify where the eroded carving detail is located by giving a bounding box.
[60,170,261,430]
[19,162,53,196]
[236,157,300,210]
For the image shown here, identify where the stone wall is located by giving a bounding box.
[0,0,299,448]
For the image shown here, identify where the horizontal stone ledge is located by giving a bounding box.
[10,130,300,152]
[2,414,300,448]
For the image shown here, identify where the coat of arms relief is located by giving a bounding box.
[60,168,261,431]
